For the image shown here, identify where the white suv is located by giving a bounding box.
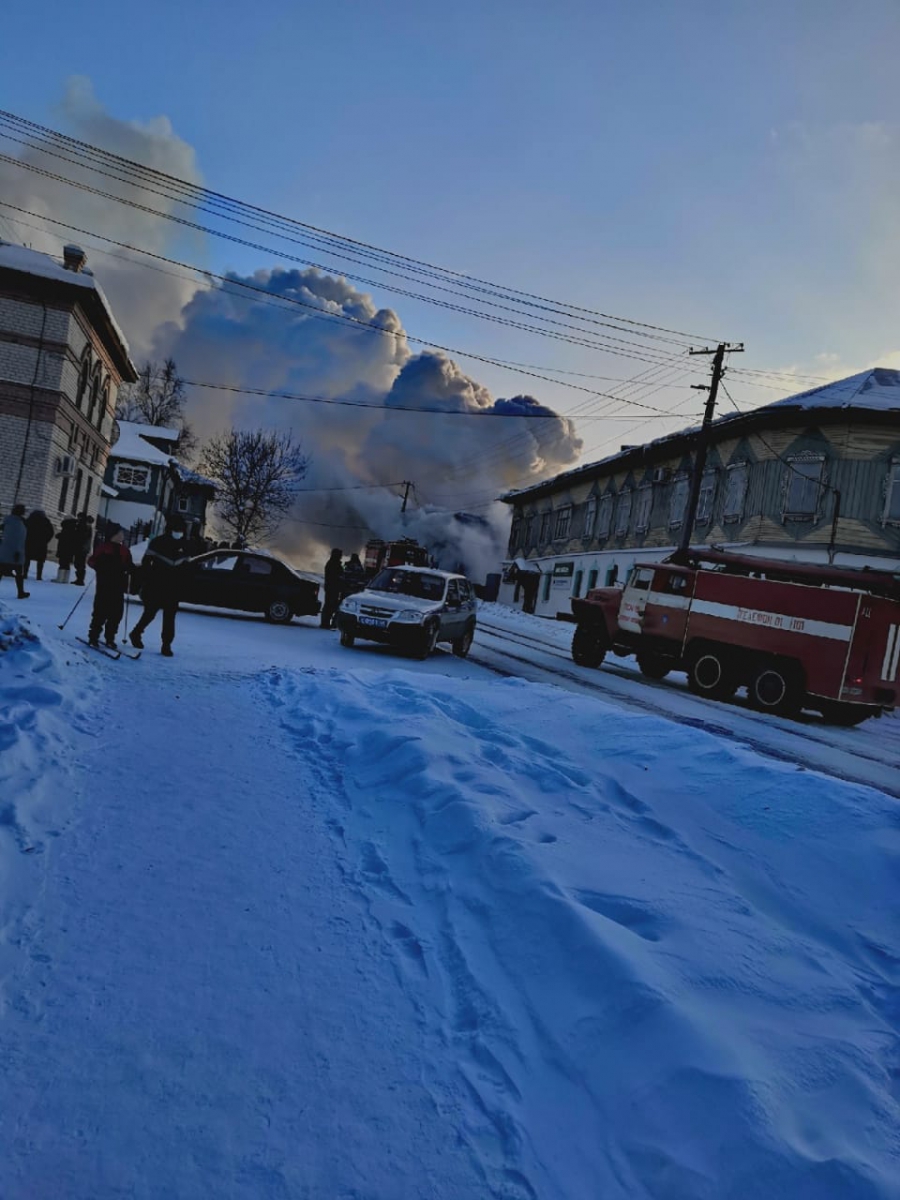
[337,566,477,659]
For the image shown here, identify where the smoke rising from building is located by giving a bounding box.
[1,81,583,578]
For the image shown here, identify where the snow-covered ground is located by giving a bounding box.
[0,581,898,1199]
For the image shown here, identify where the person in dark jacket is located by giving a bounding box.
[321,548,344,629]
[129,516,191,656]
[0,504,30,599]
[86,524,133,649]
[72,513,94,585]
[55,517,79,583]
[24,510,55,581]
[340,552,367,601]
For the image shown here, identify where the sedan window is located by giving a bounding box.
[238,557,274,576]
[200,553,239,572]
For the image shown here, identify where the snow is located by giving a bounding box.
[111,421,177,467]
[764,367,900,414]
[0,585,897,1199]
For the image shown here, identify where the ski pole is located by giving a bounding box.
[57,577,94,630]
[122,587,130,644]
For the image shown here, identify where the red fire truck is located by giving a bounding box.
[363,538,430,576]
[570,548,900,725]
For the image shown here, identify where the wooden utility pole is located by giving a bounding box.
[676,341,744,557]
[400,481,413,513]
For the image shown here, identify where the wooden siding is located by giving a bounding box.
[508,420,900,562]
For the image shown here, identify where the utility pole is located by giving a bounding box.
[676,341,744,557]
[400,481,413,513]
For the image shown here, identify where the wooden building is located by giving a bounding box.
[499,368,900,617]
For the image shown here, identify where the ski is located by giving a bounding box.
[120,648,142,660]
[76,637,121,660]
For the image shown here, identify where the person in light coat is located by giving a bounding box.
[0,504,30,599]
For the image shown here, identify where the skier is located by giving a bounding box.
[0,504,30,599]
[54,517,79,583]
[72,513,94,585]
[129,515,191,657]
[24,509,55,581]
[321,548,344,629]
[86,523,133,649]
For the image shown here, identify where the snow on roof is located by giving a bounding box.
[139,426,181,443]
[0,241,136,375]
[170,461,217,491]
[503,366,900,502]
[111,421,175,467]
[763,366,900,413]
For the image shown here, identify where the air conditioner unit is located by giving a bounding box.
[652,467,670,484]
[55,454,75,478]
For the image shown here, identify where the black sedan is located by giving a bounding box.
[171,549,320,623]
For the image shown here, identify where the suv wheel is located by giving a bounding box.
[452,625,474,658]
[265,598,293,624]
[416,621,440,660]
[339,628,355,648]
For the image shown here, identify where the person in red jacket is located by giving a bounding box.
[87,524,133,649]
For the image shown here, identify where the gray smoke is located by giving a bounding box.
[156,266,583,579]
[1,81,583,580]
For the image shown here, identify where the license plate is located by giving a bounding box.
[359,616,388,628]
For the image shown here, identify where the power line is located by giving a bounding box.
[0,107,720,345]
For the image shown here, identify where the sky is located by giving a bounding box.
[1,0,899,523]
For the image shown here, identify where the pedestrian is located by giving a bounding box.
[129,515,191,657]
[86,523,133,649]
[24,509,55,581]
[340,552,366,600]
[0,504,30,599]
[321,548,344,629]
[72,513,94,585]
[54,517,79,583]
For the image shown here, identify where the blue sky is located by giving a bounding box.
[3,0,900,458]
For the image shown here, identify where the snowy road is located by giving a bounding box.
[1,583,898,1199]
[472,606,900,799]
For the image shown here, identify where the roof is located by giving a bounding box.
[0,242,137,381]
[110,421,176,467]
[170,461,217,492]
[503,367,900,505]
[373,564,465,580]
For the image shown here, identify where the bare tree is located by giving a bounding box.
[199,428,309,545]
[116,358,197,460]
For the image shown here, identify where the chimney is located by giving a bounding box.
[62,244,87,273]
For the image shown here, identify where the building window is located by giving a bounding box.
[71,468,83,515]
[177,496,190,513]
[883,461,900,525]
[542,572,552,604]
[572,569,584,598]
[615,490,632,536]
[554,506,572,540]
[668,474,690,528]
[510,516,522,549]
[605,564,619,586]
[523,514,534,545]
[583,496,597,537]
[75,356,91,410]
[99,383,110,429]
[783,456,824,520]
[634,486,653,533]
[87,371,101,424]
[114,463,151,491]
[696,471,717,525]
[587,568,598,592]
[596,494,614,539]
[723,462,749,523]
[539,512,552,544]
[58,475,69,513]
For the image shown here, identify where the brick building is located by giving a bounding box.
[0,241,137,528]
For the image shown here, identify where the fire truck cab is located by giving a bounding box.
[571,549,900,725]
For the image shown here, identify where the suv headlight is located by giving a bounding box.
[341,597,360,614]
[393,609,425,623]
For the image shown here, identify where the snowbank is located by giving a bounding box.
[271,665,900,1199]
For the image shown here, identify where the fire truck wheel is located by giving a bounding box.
[749,662,803,716]
[687,650,737,700]
[339,629,355,648]
[571,625,606,668]
[637,654,671,681]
